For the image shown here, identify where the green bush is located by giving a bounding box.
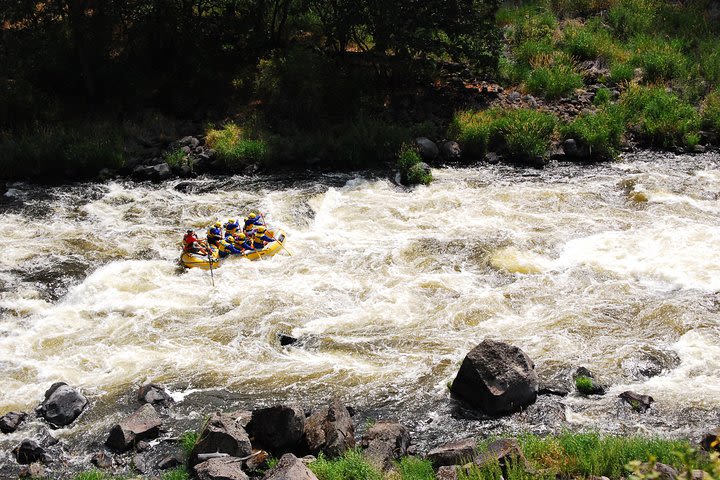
[406,162,432,186]
[498,5,558,45]
[162,467,190,480]
[496,108,557,158]
[698,40,720,85]
[575,375,597,394]
[498,57,531,85]
[165,148,188,169]
[310,449,382,480]
[607,0,655,38]
[397,456,436,480]
[561,105,626,159]
[609,61,635,84]
[181,430,199,457]
[560,20,619,63]
[205,123,268,169]
[448,109,501,157]
[630,37,688,82]
[396,144,432,186]
[621,85,701,147]
[515,38,556,66]
[702,89,720,133]
[593,87,612,105]
[397,144,421,172]
[526,63,583,100]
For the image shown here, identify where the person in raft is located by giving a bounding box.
[207,222,223,246]
[224,218,241,236]
[217,236,242,258]
[232,232,255,252]
[243,212,265,232]
[183,229,208,255]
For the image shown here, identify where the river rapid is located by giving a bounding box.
[1,152,720,466]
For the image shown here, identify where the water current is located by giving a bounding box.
[1,152,719,466]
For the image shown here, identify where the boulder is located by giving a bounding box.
[132,163,172,182]
[262,453,319,480]
[700,428,720,451]
[450,340,538,415]
[18,463,45,479]
[157,452,184,470]
[427,437,477,467]
[473,438,527,472]
[249,404,305,452]
[653,462,679,480]
[13,439,50,464]
[194,457,249,480]
[573,367,605,395]
[0,411,27,433]
[437,465,459,480]
[91,451,113,469]
[360,422,411,471]
[36,382,88,428]
[278,334,298,346]
[303,398,355,457]
[189,412,252,467]
[245,449,270,471]
[178,136,200,149]
[137,383,174,407]
[440,141,461,161]
[415,137,439,162]
[105,404,163,452]
[619,391,654,413]
[484,152,501,164]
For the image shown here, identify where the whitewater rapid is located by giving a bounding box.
[1,152,719,452]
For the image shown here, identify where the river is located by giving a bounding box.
[1,152,719,468]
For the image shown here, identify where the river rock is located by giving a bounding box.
[0,411,27,433]
[137,383,174,406]
[36,382,88,428]
[654,462,679,480]
[92,451,113,469]
[619,391,654,412]
[427,437,477,467]
[484,152,501,164]
[249,404,305,452]
[440,141,461,161]
[360,422,411,471]
[132,163,172,182]
[415,137,439,162]
[450,339,538,415]
[700,428,720,451]
[13,439,51,464]
[303,398,355,457]
[18,463,45,478]
[473,438,527,471]
[278,334,298,346]
[262,453,319,480]
[190,412,252,467]
[157,452,184,470]
[437,465,459,480]
[105,404,163,452]
[573,367,605,395]
[195,457,249,480]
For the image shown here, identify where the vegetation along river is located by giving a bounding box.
[1,152,719,464]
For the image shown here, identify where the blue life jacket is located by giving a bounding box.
[244,216,264,228]
[224,221,240,234]
[259,234,274,243]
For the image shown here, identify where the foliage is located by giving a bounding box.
[526,63,584,100]
[310,449,382,480]
[406,163,433,186]
[72,471,110,480]
[621,85,701,147]
[610,62,635,85]
[607,0,655,38]
[593,87,612,106]
[162,467,190,480]
[448,109,502,157]
[205,123,267,169]
[397,144,432,186]
[702,89,720,133]
[180,430,199,457]
[562,105,625,159]
[575,375,597,394]
[397,144,422,172]
[629,37,688,83]
[560,20,620,63]
[165,149,188,169]
[397,456,436,480]
[498,5,557,46]
[495,109,557,158]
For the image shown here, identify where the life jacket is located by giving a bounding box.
[183,233,198,246]
[252,237,266,249]
[208,226,222,238]
[259,234,274,243]
[240,240,255,251]
[244,216,264,228]
[224,221,240,235]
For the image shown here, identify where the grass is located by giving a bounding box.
[593,87,612,106]
[629,36,688,83]
[702,88,720,133]
[397,144,432,185]
[574,376,597,394]
[561,104,625,159]
[164,148,188,169]
[181,430,199,457]
[526,62,584,100]
[73,472,111,480]
[205,122,268,169]
[609,61,635,85]
[397,457,435,480]
[310,449,383,480]
[162,467,190,480]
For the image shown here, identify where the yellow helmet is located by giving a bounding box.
[236,233,246,240]
[226,236,234,243]
[228,219,235,224]
[248,213,257,219]
[256,226,267,233]
[214,222,222,228]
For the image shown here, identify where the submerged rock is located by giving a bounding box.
[249,404,305,452]
[36,382,88,428]
[262,453,318,480]
[13,439,51,464]
[278,334,298,346]
[450,339,538,415]
[106,403,163,452]
[360,422,411,471]
[190,412,252,467]
[0,411,27,434]
[303,398,355,457]
[619,391,654,413]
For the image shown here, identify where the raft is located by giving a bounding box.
[180,230,287,269]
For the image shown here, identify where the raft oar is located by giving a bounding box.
[259,212,293,257]
[207,246,215,287]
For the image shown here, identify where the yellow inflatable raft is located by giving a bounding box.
[180,230,287,269]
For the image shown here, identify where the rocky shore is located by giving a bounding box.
[2,339,718,479]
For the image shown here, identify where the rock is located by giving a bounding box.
[178,136,200,149]
[360,422,411,471]
[194,457,249,480]
[136,440,150,452]
[573,367,605,395]
[700,428,720,451]
[563,138,579,157]
[654,462,679,480]
[538,384,569,397]
[619,391,654,412]
[473,438,527,472]
[621,348,680,380]
[18,463,45,478]
[437,465,459,480]
[181,145,192,154]
[692,144,706,153]
[189,412,252,467]
[303,398,355,457]
[137,383,174,406]
[427,437,477,467]
[415,137,439,162]
[262,453,319,480]
[0,411,27,433]
[278,334,298,346]
[13,439,50,464]
[484,152,501,164]
[132,163,172,182]
[133,453,151,474]
[105,404,163,452]
[508,91,521,102]
[245,449,270,471]
[157,452,184,470]
[440,141,461,161]
[36,382,88,428]
[450,339,538,415]
[249,404,305,452]
[92,451,113,469]
[699,130,718,145]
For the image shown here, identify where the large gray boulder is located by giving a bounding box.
[189,413,252,467]
[13,439,50,464]
[194,457,249,480]
[450,340,538,415]
[360,422,411,471]
[36,382,88,428]
[262,453,318,480]
[415,137,439,162]
[248,404,305,452]
[0,411,27,434]
[105,404,163,452]
[440,141,461,161]
[303,398,355,457]
[137,383,174,407]
[426,437,477,467]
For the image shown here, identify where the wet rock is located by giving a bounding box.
[440,141,462,161]
[303,398,355,457]
[136,440,150,452]
[133,453,151,474]
[573,367,605,395]
[36,382,88,428]
[484,152,501,164]
[195,457,249,480]
[437,465,459,480]
[249,404,305,452]
[700,428,720,451]
[190,412,252,467]
[278,334,298,346]
[622,348,680,380]
[538,384,569,397]
[427,437,477,467]
[654,462,679,480]
[700,130,718,145]
[92,451,113,469]
[360,422,411,471]
[178,136,200,149]
[132,163,172,182]
[415,137,439,162]
[263,453,319,480]
[0,411,27,433]
[18,463,45,479]
[13,439,51,464]
[450,339,538,415]
[692,144,707,153]
[157,452,184,470]
[138,383,174,407]
[105,403,163,452]
[619,391,654,412]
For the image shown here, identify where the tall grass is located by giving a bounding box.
[702,89,720,133]
[310,449,382,480]
[629,36,688,83]
[526,63,584,99]
[205,123,268,169]
[561,104,625,159]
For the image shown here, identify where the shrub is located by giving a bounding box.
[561,105,626,159]
[575,376,597,394]
[526,63,583,100]
[607,0,655,39]
[181,430,199,457]
[310,449,382,480]
[162,467,190,480]
[593,87,612,105]
[560,20,619,63]
[495,108,557,158]
[406,162,432,186]
[396,144,432,186]
[621,85,701,147]
[609,61,635,84]
[165,148,188,169]
[498,5,558,45]
[515,38,556,66]
[698,40,720,86]
[205,123,267,169]
[498,57,530,85]
[702,89,720,132]
[397,144,421,172]
[397,456,436,480]
[629,37,688,83]
[448,109,501,157]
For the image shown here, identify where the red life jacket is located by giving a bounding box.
[183,233,198,245]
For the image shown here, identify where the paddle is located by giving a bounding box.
[258,212,293,257]
[207,244,215,287]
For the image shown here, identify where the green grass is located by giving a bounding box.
[593,87,612,106]
[72,471,111,480]
[205,122,268,169]
[607,0,655,39]
[574,375,597,394]
[526,63,583,100]
[561,105,625,159]
[406,163,432,185]
[702,89,720,133]
[397,456,436,480]
[310,449,382,480]
[497,5,558,46]
[162,467,190,480]
[181,430,199,457]
[495,108,557,158]
[629,36,689,83]
[165,148,188,169]
[609,61,635,85]
[397,144,432,185]
[559,20,620,63]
